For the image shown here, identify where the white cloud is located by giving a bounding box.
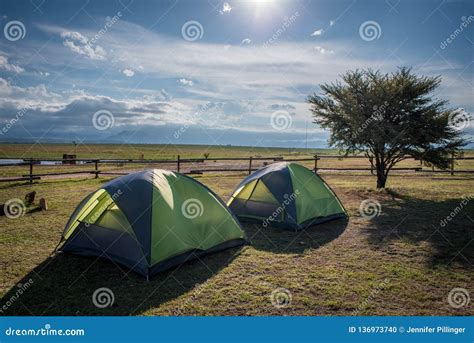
[241,38,251,45]
[220,2,232,14]
[330,20,335,26]
[61,31,106,60]
[0,77,190,129]
[314,46,334,54]
[179,78,194,86]
[122,68,135,77]
[311,29,324,36]
[24,19,473,138]
[0,55,24,74]
[143,89,171,102]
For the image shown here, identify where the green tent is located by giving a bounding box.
[227,162,347,230]
[59,169,246,277]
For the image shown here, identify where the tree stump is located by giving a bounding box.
[25,191,36,206]
[39,198,48,211]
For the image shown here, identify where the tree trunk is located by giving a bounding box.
[376,172,387,188]
[375,159,387,188]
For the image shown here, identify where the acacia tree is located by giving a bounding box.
[307,68,467,188]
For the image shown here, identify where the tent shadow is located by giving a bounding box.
[1,246,244,316]
[363,190,473,268]
[242,218,348,254]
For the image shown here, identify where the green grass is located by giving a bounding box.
[0,169,473,316]
[0,143,340,160]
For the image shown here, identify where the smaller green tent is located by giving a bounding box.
[227,162,347,230]
[59,169,246,277]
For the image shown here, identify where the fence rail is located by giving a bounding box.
[0,154,472,183]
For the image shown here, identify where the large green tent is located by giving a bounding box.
[227,162,347,230]
[59,169,246,277]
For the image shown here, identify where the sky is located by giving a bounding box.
[0,0,472,148]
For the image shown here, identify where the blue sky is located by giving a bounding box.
[0,0,472,147]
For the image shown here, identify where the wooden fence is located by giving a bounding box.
[0,154,473,183]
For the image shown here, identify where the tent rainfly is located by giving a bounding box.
[227,162,347,230]
[59,169,246,277]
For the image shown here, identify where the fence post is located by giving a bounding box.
[369,157,374,175]
[95,160,99,179]
[177,155,181,173]
[248,156,253,175]
[451,152,454,176]
[313,154,318,173]
[29,160,33,184]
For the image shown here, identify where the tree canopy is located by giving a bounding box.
[307,67,468,188]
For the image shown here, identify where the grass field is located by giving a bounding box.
[0,144,473,316]
[0,143,339,160]
[1,144,473,180]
